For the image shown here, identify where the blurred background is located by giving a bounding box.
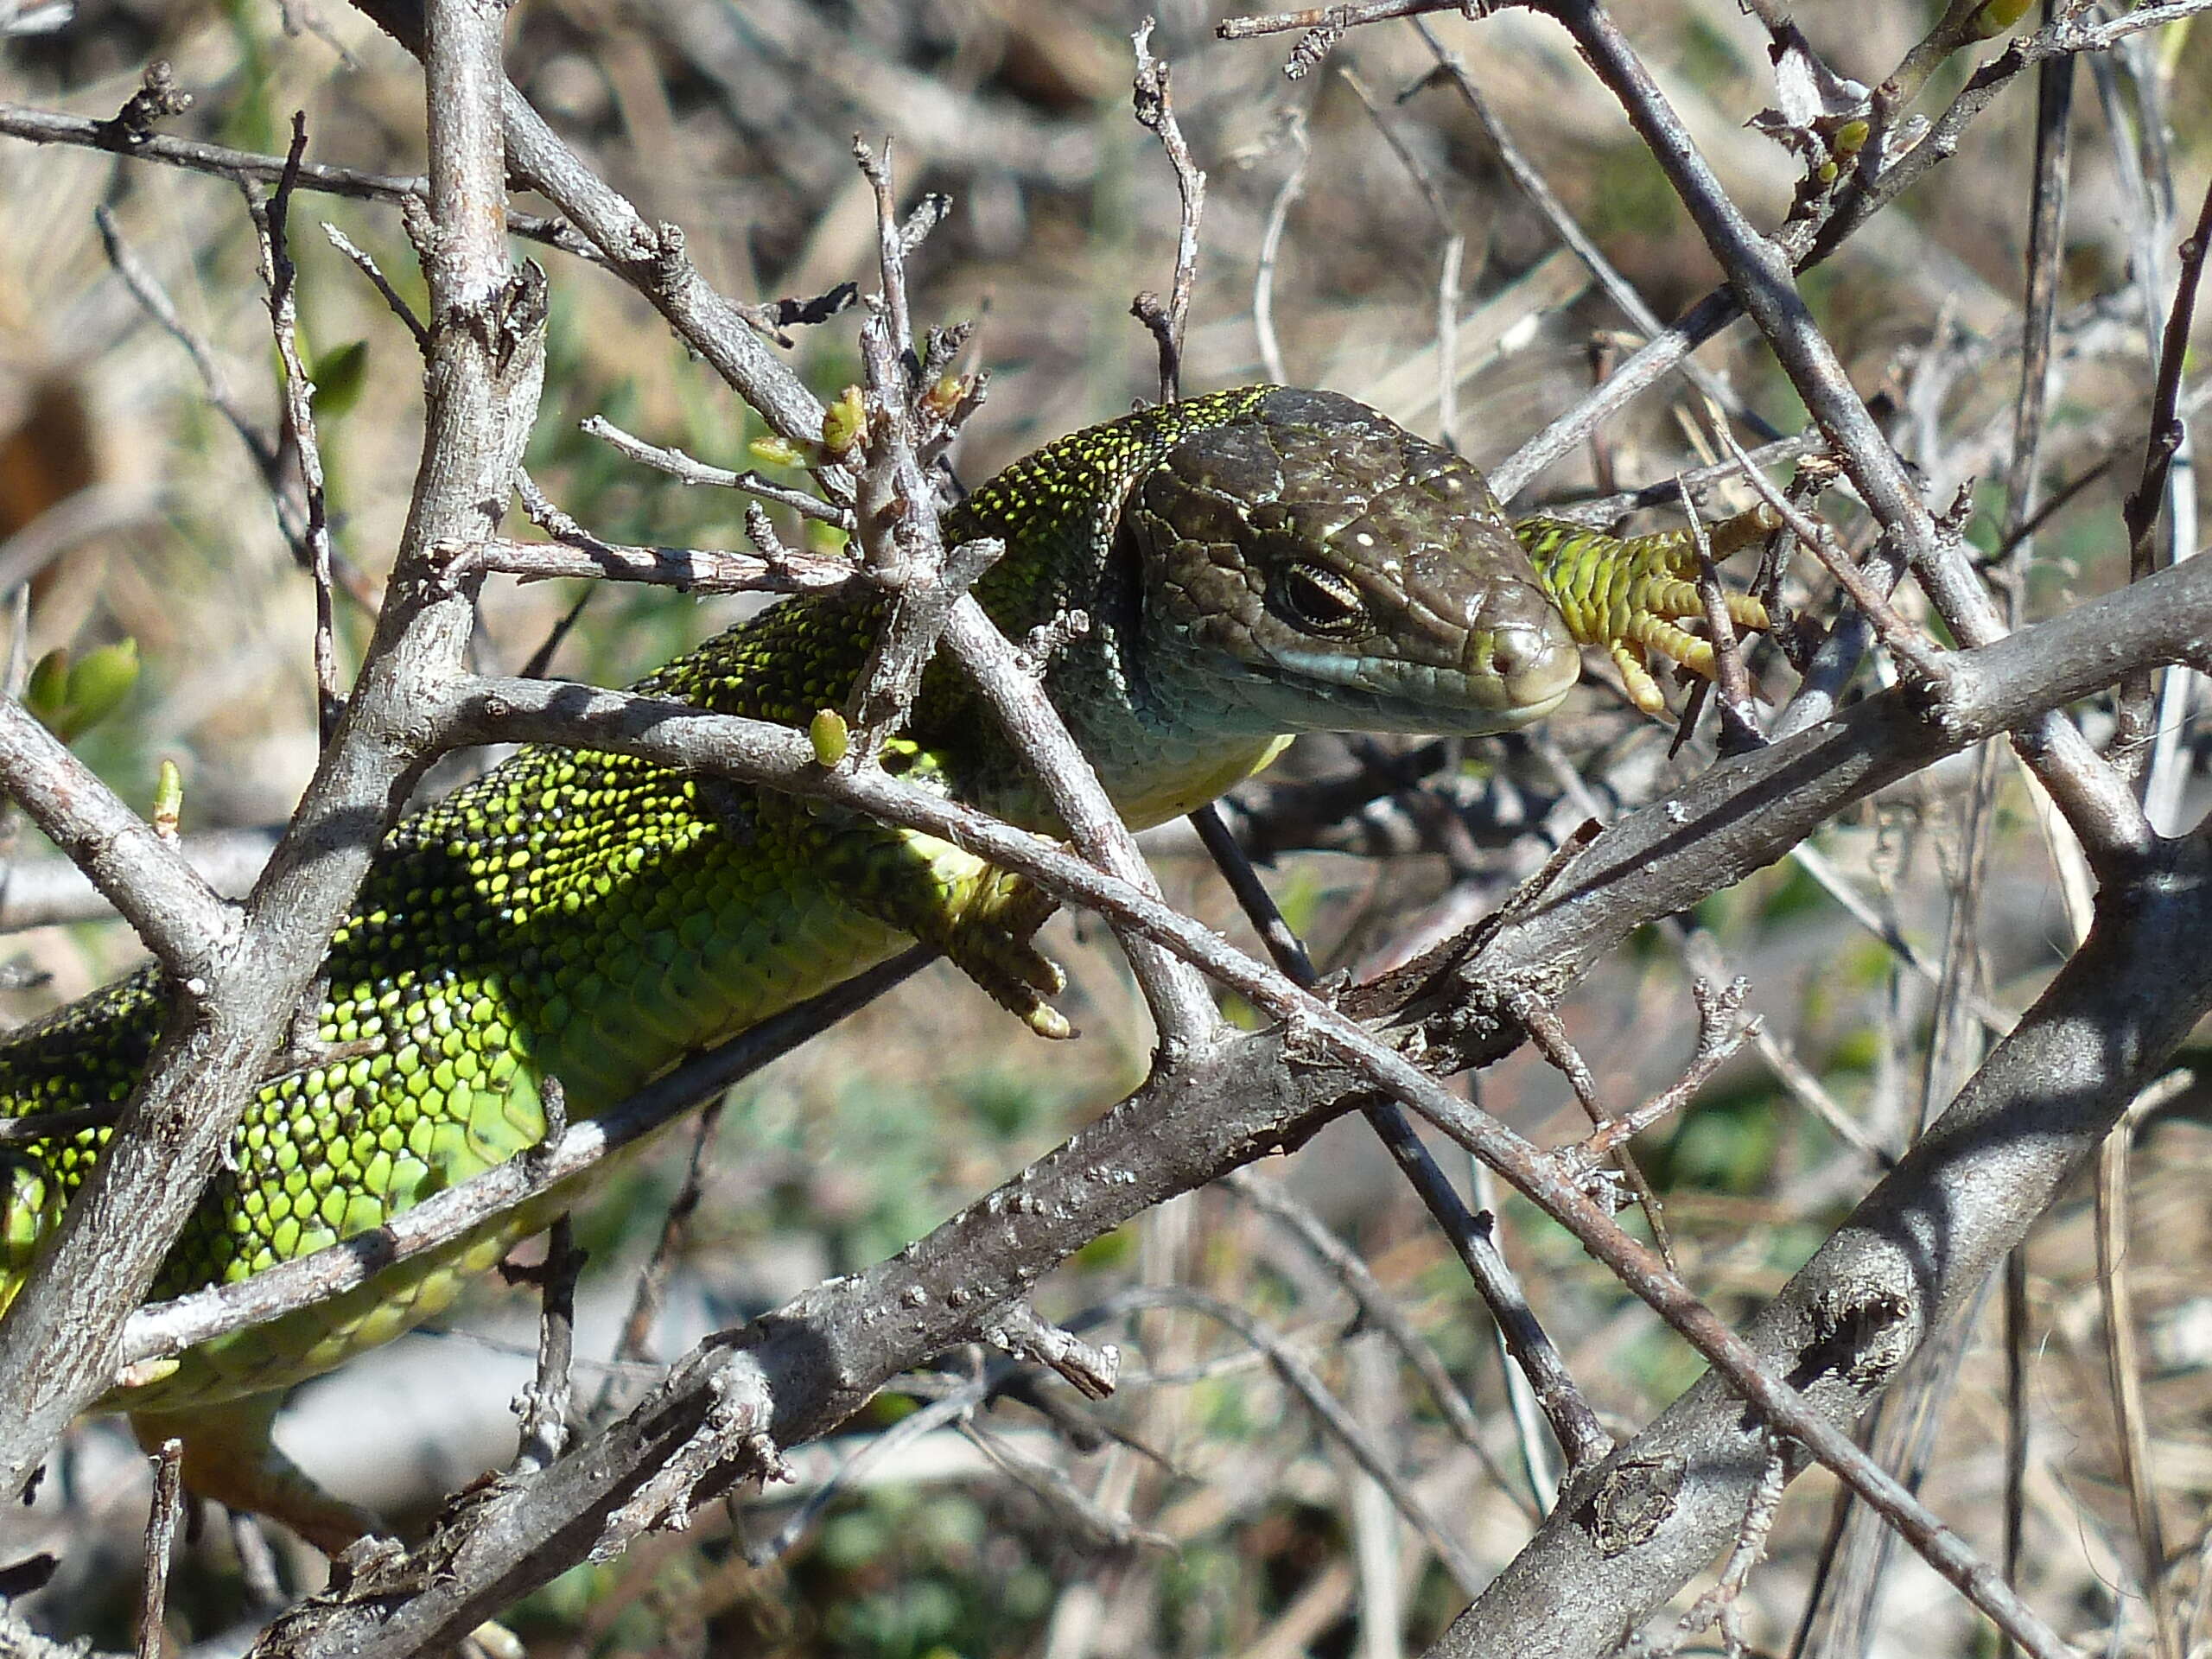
[1,1,2210,1655]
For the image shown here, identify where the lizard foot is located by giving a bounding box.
[946,872,1074,1039]
[1518,505,1777,716]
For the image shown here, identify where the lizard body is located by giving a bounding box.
[0,386,1764,1546]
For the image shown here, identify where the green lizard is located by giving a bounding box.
[0,385,1767,1549]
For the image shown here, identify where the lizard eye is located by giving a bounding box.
[1272,563,1368,638]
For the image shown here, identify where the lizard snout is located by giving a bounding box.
[1472,607,1580,715]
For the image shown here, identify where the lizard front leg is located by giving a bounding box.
[760,789,1072,1039]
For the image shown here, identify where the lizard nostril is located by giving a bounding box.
[1484,619,1580,710]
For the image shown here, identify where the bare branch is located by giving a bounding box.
[505,1213,583,1476]
[579,416,855,527]
[1533,0,2152,884]
[982,1303,1122,1402]
[1129,18,1206,404]
[1122,1284,1489,1593]
[132,1436,184,1659]
[443,535,860,597]
[0,99,589,254]
[323,222,429,348]
[248,115,344,747]
[0,0,548,1505]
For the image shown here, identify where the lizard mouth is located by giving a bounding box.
[1253,607,1582,733]
[1243,635,1580,734]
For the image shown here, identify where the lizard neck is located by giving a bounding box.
[931,387,1288,830]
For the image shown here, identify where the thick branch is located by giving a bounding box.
[0,828,276,931]
[0,0,543,1502]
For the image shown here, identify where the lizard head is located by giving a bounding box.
[1120,387,1581,737]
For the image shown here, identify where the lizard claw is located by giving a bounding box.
[1021,1001,1076,1041]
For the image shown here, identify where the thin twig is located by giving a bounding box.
[1575,977,1758,1162]
[1535,431,1827,525]
[323,222,429,347]
[1996,29,2075,571]
[1486,0,2212,505]
[135,1436,184,1659]
[1660,1437,1786,1657]
[1506,991,1675,1269]
[1217,0,1471,49]
[1187,803,1317,985]
[1191,798,1610,1479]
[589,1096,726,1420]
[1340,67,1465,441]
[2000,1245,2031,1659]
[747,1387,979,1567]
[1115,1284,1490,1593]
[0,99,591,254]
[1678,481,1763,751]
[1224,1167,1535,1514]
[2098,1101,2177,1659]
[2094,43,2183,786]
[1714,425,1952,692]
[1130,18,1206,403]
[579,416,855,527]
[1408,17,1779,445]
[251,114,345,747]
[96,198,379,618]
[507,1213,585,1475]
[1251,105,1310,385]
[959,1420,1171,1552]
[94,204,296,540]
[2123,169,2212,826]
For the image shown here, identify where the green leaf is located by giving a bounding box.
[153,758,184,838]
[23,649,68,723]
[820,384,865,456]
[1966,0,2032,41]
[309,340,370,421]
[66,639,141,735]
[23,639,140,742]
